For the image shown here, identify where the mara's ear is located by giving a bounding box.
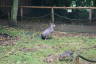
[49,23,55,26]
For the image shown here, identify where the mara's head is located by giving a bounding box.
[50,23,56,28]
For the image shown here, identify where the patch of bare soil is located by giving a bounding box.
[43,54,59,63]
[19,47,38,52]
[0,33,18,46]
[35,44,51,49]
[43,52,73,63]
[52,31,96,38]
[19,44,51,52]
[43,52,95,64]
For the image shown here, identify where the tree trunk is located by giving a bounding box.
[9,0,19,27]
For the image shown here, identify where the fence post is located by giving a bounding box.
[20,7,23,21]
[51,8,54,23]
[8,11,10,20]
[89,9,92,23]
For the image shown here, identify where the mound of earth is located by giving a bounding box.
[52,31,96,38]
[0,33,18,45]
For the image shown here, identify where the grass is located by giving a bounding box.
[0,26,96,64]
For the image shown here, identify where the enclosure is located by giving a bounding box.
[0,0,96,64]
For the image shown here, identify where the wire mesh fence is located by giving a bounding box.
[1,7,96,24]
[17,8,96,25]
[0,0,96,24]
[1,0,96,32]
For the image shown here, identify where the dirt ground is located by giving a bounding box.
[52,31,96,38]
[0,19,96,32]
[0,19,96,64]
[19,20,96,33]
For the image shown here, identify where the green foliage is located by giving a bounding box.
[41,0,95,7]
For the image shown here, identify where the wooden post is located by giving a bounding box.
[51,8,54,23]
[8,12,10,20]
[89,9,92,23]
[20,7,23,21]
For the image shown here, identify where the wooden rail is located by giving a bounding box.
[0,6,93,22]
[1,6,96,9]
[20,6,96,9]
